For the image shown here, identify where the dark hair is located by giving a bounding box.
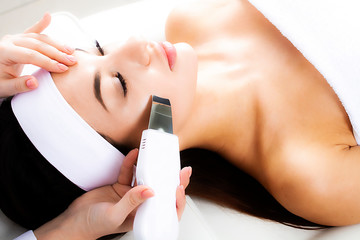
[0,98,85,229]
[180,148,329,229]
[0,97,327,234]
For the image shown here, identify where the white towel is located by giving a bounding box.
[248,0,360,144]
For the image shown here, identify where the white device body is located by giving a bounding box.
[134,129,181,240]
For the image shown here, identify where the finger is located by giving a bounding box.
[180,166,192,189]
[6,46,69,73]
[176,185,186,221]
[24,13,51,34]
[109,185,154,225]
[13,37,76,65]
[21,33,74,55]
[117,149,139,186]
[0,75,38,97]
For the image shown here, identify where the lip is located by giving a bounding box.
[159,41,177,71]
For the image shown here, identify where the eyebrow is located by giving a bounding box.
[94,72,108,111]
[75,41,105,56]
[75,48,89,53]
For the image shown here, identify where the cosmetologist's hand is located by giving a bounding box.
[0,13,77,98]
[34,149,191,240]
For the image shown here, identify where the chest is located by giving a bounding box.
[167,0,356,178]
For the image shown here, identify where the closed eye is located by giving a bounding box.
[116,72,127,97]
[94,41,126,96]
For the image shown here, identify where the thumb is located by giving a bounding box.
[24,13,51,34]
[110,185,154,224]
[1,75,38,97]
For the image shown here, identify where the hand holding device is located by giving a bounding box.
[134,96,181,240]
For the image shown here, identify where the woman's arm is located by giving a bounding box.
[270,143,360,227]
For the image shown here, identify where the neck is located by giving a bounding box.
[176,64,259,172]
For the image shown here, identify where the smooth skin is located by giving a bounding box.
[51,0,360,226]
[51,38,197,150]
[165,0,360,226]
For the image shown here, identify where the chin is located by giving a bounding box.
[174,42,198,71]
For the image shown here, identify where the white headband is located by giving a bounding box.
[11,69,125,191]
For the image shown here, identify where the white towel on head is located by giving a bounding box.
[248,0,360,144]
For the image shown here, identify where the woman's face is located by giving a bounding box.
[51,37,198,148]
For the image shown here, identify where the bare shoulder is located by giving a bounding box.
[165,0,249,45]
[265,141,360,226]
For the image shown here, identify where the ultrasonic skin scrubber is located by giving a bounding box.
[133,95,181,240]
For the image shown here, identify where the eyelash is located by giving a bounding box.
[95,40,104,56]
[95,40,128,97]
[116,72,127,97]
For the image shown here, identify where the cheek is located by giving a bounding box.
[111,96,152,148]
[112,45,198,142]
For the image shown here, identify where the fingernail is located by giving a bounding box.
[66,54,77,63]
[131,148,139,154]
[186,166,192,178]
[141,189,155,199]
[57,63,68,71]
[64,45,74,54]
[26,78,37,89]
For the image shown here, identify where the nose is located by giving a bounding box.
[120,36,150,66]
